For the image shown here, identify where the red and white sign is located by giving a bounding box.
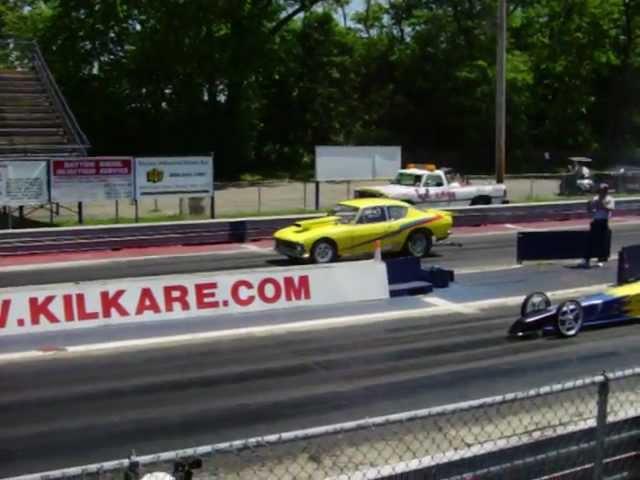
[0,261,389,336]
[50,157,134,202]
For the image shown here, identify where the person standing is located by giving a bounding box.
[580,183,615,268]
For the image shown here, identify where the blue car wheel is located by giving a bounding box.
[555,300,584,338]
[521,292,551,317]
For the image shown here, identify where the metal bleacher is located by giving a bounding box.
[0,38,90,158]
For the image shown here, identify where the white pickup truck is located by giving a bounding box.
[354,166,508,207]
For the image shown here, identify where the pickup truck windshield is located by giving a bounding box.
[329,204,359,224]
[392,172,423,186]
[424,174,445,187]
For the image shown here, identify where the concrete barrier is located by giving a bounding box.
[0,260,389,337]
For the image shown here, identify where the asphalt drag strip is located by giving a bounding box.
[2,298,640,477]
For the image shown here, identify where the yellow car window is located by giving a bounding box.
[388,206,408,220]
[358,206,387,224]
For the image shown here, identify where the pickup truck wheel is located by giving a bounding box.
[470,196,492,206]
[311,239,337,264]
[405,230,432,258]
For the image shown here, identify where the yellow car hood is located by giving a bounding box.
[288,216,340,232]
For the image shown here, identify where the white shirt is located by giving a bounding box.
[591,195,615,220]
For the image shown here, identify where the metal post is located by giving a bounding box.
[303,182,307,210]
[257,185,262,214]
[18,206,24,221]
[55,202,60,216]
[495,0,507,184]
[78,201,83,224]
[179,198,184,217]
[134,199,139,223]
[115,200,119,223]
[593,374,610,480]
[7,207,12,230]
[210,194,215,219]
[529,178,534,200]
[49,203,54,224]
[315,181,320,211]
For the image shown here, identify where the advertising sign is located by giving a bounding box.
[50,157,133,202]
[135,156,214,198]
[0,161,48,206]
[0,261,389,336]
[315,146,402,181]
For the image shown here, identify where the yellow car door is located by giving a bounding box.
[346,206,393,256]
[385,205,411,251]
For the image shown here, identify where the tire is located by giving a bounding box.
[470,196,492,206]
[311,239,337,264]
[555,300,584,338]
[405,230,432,258]
[521,292,551,317]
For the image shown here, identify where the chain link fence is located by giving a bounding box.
[5,172,640,227]
[10,367,640,480]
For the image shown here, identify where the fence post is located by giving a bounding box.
[593,373,610,480]
[529,178,534,200]
[315,181,320,210]
[258,185,262,214]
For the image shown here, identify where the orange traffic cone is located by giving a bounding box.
[374,240,382,262]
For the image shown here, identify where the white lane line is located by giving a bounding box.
[241,243,273,254]
[424,296,478,314]
[452,218,640,238]
[456,264,523,275]
[504,223,543,231]
[0,248,272,273]
[0,283,611,364]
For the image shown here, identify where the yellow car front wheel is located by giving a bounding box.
[311,239,338,264]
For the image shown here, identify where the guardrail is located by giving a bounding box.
[1,198,640,255]
[8,367,640,480]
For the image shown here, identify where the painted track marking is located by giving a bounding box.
[424,296,478,314]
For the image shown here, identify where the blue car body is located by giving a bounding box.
[509,282,640,337]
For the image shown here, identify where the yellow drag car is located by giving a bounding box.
[274,198,452,263]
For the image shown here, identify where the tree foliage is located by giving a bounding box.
[2,0,640,177]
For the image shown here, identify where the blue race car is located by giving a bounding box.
[509,245,640,338]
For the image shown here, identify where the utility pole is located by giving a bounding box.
[495,0,507,183]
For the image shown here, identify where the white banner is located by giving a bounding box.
[0,161,48,206]
[0,261,389,337]
[315,146,402,181]
[135,156,214,198]
[50,157,133,202]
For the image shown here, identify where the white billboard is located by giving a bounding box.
[315,146,402,181]
[0,161,48,206]
[50,157,134,202]
[135,156,213,198]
